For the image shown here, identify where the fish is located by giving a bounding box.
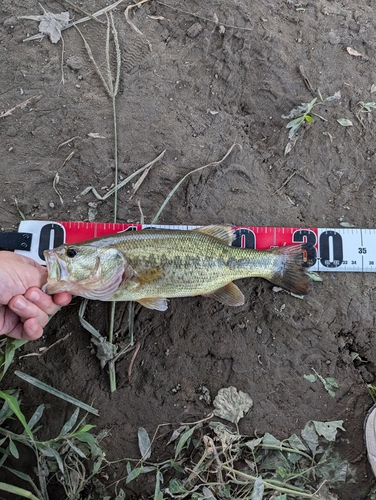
[43,225,316,311]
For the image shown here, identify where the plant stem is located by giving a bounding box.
[109,302,117,392]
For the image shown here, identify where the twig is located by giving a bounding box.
[128,341,141,381]
[152,143,240,223]
[62,0,105,24]
[124,0,153,50]
[0,94,42,118]
[272,170,298,195]
[19,332,73,358]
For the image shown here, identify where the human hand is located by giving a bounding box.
[0,252,72,340]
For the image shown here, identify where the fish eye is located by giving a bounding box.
[66,247,78,258]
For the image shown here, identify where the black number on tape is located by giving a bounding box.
[232,228,256,249]
[292,229,317,265]
[319,230,343,268]
[38,224,65,261]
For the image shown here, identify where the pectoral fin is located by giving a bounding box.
[204,282,245,306]
[137,297,168,311]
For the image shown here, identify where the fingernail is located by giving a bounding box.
[13,297,27,310]
[28,290,40,302]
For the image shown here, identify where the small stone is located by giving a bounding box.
[66,55,83,70]
[186,22,203,38]
[49,202,55,208]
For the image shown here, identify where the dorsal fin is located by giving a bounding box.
[192,225,234,244]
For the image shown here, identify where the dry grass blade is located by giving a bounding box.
[19,332,73,359]
[152,143,240,223]
[0,94,42,118]
[129,163,154,200]
[125,0,151,35]
[78,150,165,200]
[74,24,111,96]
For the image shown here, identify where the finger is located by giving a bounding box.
[53,292,73,307]
[24,288,62,317]
[8,295,50,329]
[5,318,43,340]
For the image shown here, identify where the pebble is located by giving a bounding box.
[66,55,83,70]
[186,22,203,38]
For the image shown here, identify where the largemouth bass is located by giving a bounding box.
[43,225,315,311]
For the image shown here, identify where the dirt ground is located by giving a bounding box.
[1,0,376,498]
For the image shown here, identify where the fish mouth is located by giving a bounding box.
[43,249,70,294]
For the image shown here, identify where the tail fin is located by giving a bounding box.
[268,243,316,295]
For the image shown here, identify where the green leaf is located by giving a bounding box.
[78,424,96,433]
[170,460,184,473]
[8,439,19,459]
[305,115,315,123]
[154,469,163,500]
[262,433,281,447]
[245,437,263,451]
[168,478,187,494]
[126,466,143,484]
[0,391,34,442]
[312,420,345,441]
[40,445,65,473]
[14,371,99,416]
[0,339,28,381]
[337,118,353,126]
[4,465,34,483]
[175,423,201,457]
[27,404,45,430]
[315,448,350,484]
[75,431,96,443]
[60,408,80,436]
[213,386,253,424]
[0,479,40,500]
[301,421,319,456]
[287,433,308,452]
[251,476,264,500]
[66,438,87,458]
[304,374,316,383]
[138,427,151,460]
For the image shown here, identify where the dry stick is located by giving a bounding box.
[19,332,73,359]
[272,170,298,195]
[124,0,153,50]
[0,94,42,118]
[152,143,240,223]
[62,0,105,24]
[127,341,141,381]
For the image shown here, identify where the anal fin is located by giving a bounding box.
[137,297,168,311]
[204,282,245,307]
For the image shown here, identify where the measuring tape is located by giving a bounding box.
[2,220,374,273]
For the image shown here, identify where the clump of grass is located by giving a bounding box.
[355,100,376,127]
[0,391,109,500]
[116,387,349,499]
